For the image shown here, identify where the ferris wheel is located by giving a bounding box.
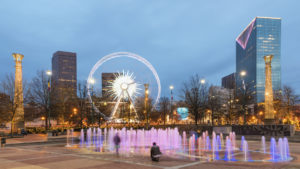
[86,52,161,122]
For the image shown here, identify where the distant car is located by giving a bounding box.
[21,129,27,136]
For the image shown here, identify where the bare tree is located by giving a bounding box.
[0,74,30,136]
[0,93,11,123]
[208,86,222,125]
[77,81,88,128]
[159,97,169,126]
[225,89,237,125]
[135,96,154,123]
[181,74,209,125]
[30,70,51,130]
[236,82,254,125]
[282,85,300,123]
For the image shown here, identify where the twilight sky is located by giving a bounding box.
[0,0,300,98]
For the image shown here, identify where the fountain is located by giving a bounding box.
[220,133,224,147]
[240,136,245,151]
[212,134,219,160]
[197,136,202,155]
[270,137,277,161]
[71,128,292,163]
[216,135,221,150]
[86,128,92,147]
[283,137,290,161]
[224,137,233,161]
[206,136,211,151]
[65,129,71,147]
[80,129,84,147]
[242,140,249,161]
[182,131,186,151]
[261,136,266,153]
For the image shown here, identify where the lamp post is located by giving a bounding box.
[200,79,205,124]
[240,70,247,124]
[72,108,77,127]
[46,70,52,130]
[169,85,174,124]
[88,78,95,126]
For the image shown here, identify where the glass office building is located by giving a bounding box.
[236,17,281,103]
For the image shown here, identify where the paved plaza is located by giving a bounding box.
[1,138,300,169]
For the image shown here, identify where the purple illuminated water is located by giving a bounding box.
[212,134,219,160]
[80,129,84,147]
[240,136,245,151]
[270,137,277,161]
[217,135,221,150]
[224,138,233,161]
[73,128,291,163]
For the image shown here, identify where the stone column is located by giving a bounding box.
[144,84,149,128]
[12,53,25,132]
[264,55,275,125]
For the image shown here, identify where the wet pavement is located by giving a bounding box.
[0,140,300,169]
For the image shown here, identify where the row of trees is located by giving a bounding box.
[1,72,299,129]
[0,70,163,129]
[181,74,300,126]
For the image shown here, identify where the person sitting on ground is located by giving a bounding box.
[151,142,162,161]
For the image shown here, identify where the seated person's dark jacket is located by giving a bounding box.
[151,145,162,157]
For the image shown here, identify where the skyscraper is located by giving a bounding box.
[102,72,119,98]
[222,73,236,90]
[51,51,77,97]
[236,17,281,103]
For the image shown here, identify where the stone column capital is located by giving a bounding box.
[12,53,24,62]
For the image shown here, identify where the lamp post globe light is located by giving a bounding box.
[200,79,205,84]
[169,85,174,124]
[240,70,246,77]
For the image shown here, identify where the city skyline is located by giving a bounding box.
[1,1,300,98]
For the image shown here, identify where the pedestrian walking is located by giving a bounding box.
[113,133,121,155]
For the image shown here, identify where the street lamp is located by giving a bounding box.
[200,79,205,84]
[169,85,174,124]
[88,78,95,126]
[88,78,95,85]
[73,108,78,115]
[240,70,247,124]
[46,70,52,130]
[199,79,205,124]
[240,70,246,77]
[46,70,52,76]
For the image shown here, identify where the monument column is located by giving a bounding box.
[144,84,149,128]
[264,55,275,124]
[12,53,25,132]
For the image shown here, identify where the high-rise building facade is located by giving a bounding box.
[236,17,281,103]
[102,73,118,98]
[51,51,77,97]
[222,73,236,89]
